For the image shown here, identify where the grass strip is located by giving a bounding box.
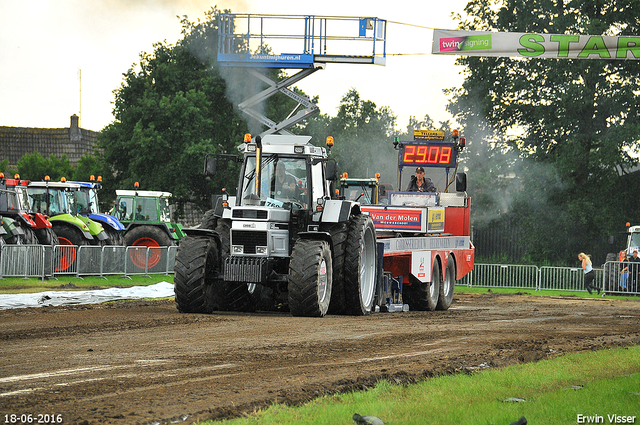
[0,274,173,294]
[207,346,640,425]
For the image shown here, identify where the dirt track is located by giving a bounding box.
[1,292,639,425]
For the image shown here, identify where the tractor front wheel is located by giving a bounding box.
[54,226,88,272]
[174,235,219,313]
[288,239,333,317]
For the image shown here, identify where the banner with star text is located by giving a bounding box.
[432,29,640,60]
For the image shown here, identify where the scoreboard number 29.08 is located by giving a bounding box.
[400,143,456,168]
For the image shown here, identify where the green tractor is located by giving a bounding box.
[28,177,108,271]
[112,183,185,268]
[338,172,393,205]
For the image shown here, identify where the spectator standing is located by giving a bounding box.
[578,252,599,295]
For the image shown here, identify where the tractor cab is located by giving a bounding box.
[338,173,391,205]
[28,178,107,245]
[71,176,125,245]
[0,173,55,245]
[112,184,185,248]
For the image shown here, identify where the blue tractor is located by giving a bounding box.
[71,176,126,246]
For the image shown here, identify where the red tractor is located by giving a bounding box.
[0,173,58,247]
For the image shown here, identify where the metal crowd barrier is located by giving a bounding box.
[460,263,635,295]
[602,260,640,296]
[0,244,178,280]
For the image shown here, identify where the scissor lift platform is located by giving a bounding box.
[217,14,387,135]
[218,14,387,68]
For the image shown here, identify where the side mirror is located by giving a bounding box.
[456,172,467,192]
[204,155,217,177]
[325,160,338,181]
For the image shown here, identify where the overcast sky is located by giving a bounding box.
[0,0,469,132]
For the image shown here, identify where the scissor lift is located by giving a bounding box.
[217,14,387,135]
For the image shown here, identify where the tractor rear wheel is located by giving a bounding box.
[437,256,456,310]
[343,214,377,315]
[103,227,125,246]
[288,239,332,317]
[174,235,219,313]
[34,227,59,246]
[20,226,39,245]
[406,258,441,311]
[321,222,348,314]
[201,209,217,230]
[124,226,174,269]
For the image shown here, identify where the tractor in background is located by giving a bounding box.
[71,176,126,246]
[28,177,107,271]
[0,173,58,247]
[111,183,185,269]
[337,172,393,205]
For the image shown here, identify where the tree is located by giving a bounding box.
[13,152,74,181]
[0,159,8,176]
[303,89,398,182]
[97,8,310,216]
[97,8,247,215]
[448,0,640,265]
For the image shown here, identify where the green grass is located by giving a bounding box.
[204,346,640,425]
[454,284,640,300]
[0,274,173,294]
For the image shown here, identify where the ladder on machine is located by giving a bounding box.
[217,14,387,136]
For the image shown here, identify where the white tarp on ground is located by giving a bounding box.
[0,281,174,310]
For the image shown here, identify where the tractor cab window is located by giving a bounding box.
[5,189,20,211]
[116,197,134,221]
[28,188,68,216]
[88,189,100,214]
[14,186,31,211]
[64,190,77,215]
[342,184,375,204]
[159,197,171,223]
[241,156,309,209]
[135,197,157,221]
[629,232,640,252]
[74,189,92,215]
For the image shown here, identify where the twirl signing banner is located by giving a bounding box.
[432,29,640,60]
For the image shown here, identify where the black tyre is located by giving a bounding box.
[103,227,125,246]
[406,258,441,311]
[174,235,220,313]
[34,226,59,246]
[54,225,89,272]
[201,209,218,230]
[19,226,39,245]
[211,218,255,312]
[343,214,377,315]
[215,219,231,258]
[288,239,332,317]
[437,256,456,310]
[321,222,349,314]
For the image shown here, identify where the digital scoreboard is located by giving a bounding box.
[396,130,459,168]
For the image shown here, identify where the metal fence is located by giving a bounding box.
[459,262,639,295]
[0,245,177,280]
